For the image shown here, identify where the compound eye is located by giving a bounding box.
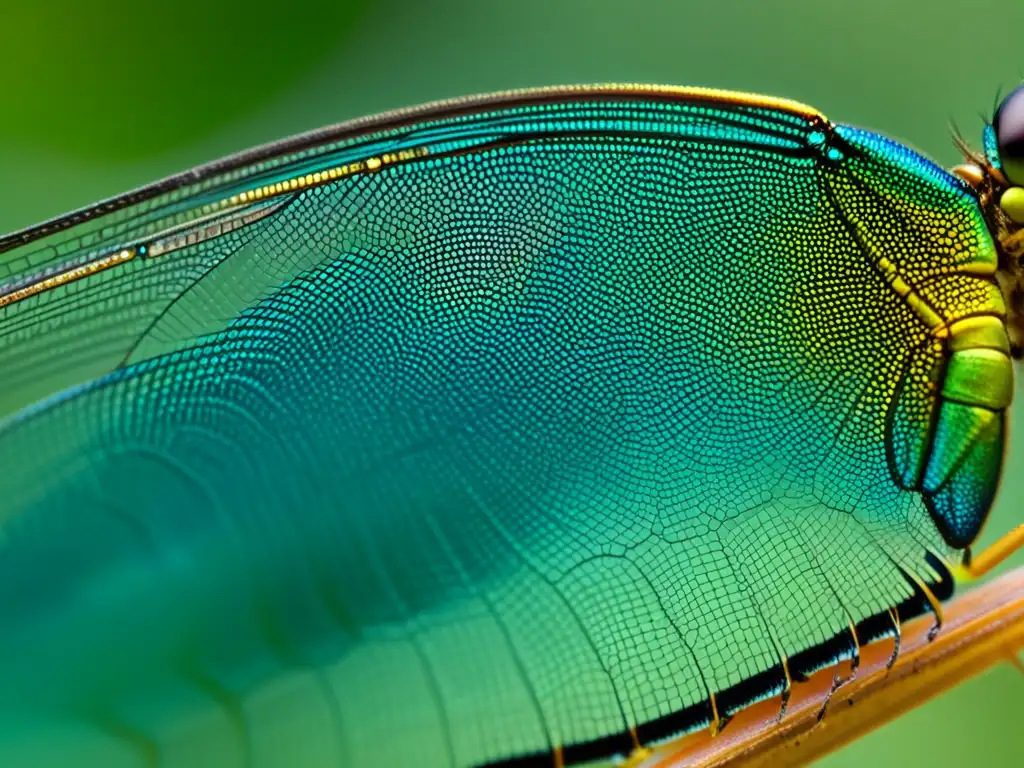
[995,84,1024,186]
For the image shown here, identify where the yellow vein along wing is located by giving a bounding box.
[0,86,1011,767]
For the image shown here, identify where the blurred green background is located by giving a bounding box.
[2,0,1022,764]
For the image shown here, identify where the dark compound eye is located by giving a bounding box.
[995,84,1024,186]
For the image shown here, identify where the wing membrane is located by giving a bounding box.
[0,86,1002,767]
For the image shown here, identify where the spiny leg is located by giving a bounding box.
[920,580,945,642]
[886,607,902,672]
[815,665,843,724]
[814,620,864,722]
[901,569,944,641]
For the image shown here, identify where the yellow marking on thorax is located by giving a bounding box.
[0,248,135,309]
[947,315,1012,354]
[875,256,947,336]
[942,315,1014,410]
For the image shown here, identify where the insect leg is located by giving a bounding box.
[708,690,731,737]
[886,606,902,671]
[837,620,862,685]
[814,665,842,723]
[900,568,944,641]
[777,654,793,723]
[953,524,1024,582]
[812,622,861,724]
[618,727,653,767]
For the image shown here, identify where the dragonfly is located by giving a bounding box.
[1,84,1023,768]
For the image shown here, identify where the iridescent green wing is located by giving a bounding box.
[0,86,1010,768]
